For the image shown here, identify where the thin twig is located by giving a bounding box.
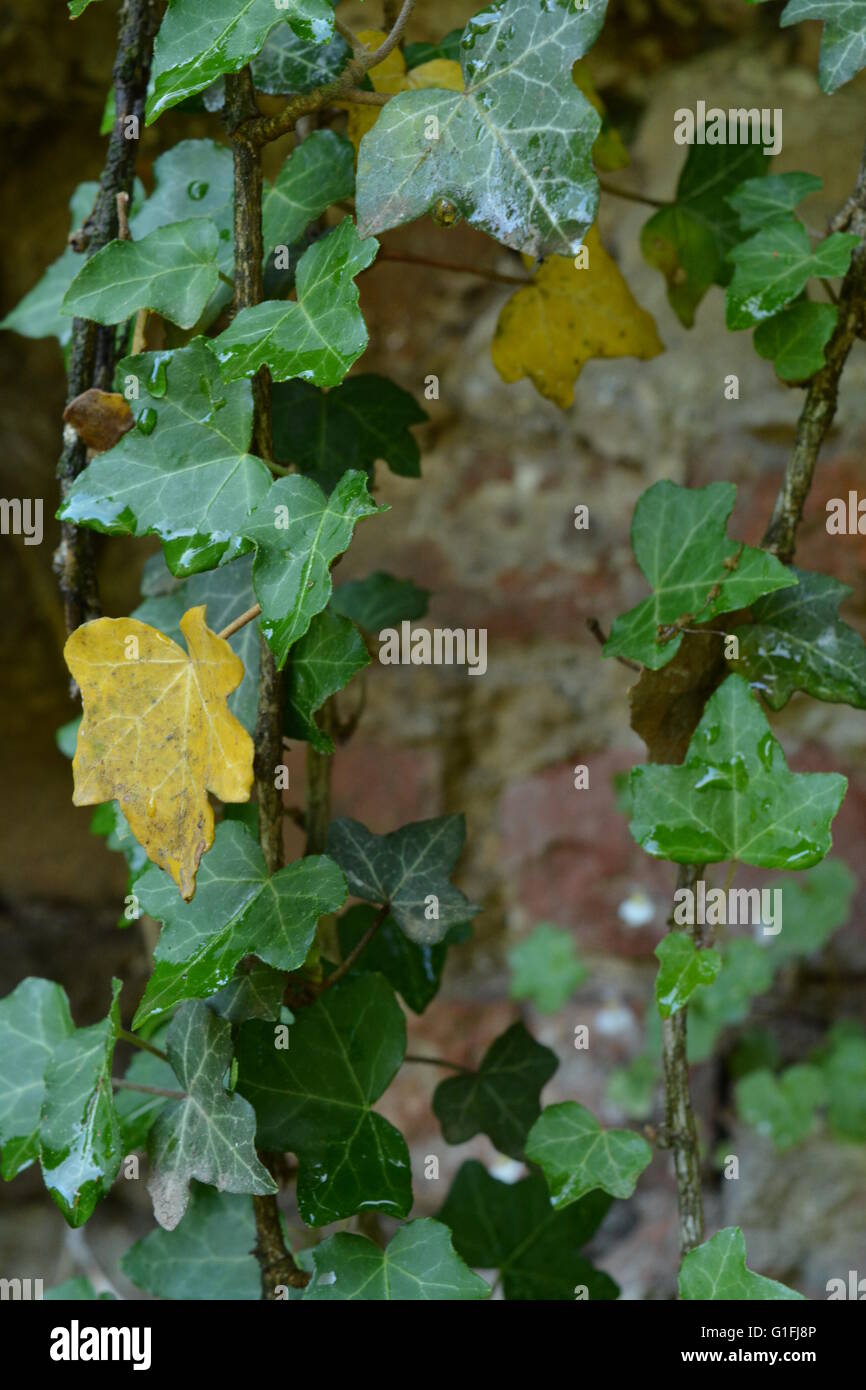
[343,88,391,106]
[376,248,528,286]
[320,904,389,993]
[586,617,641,672]
[598,178,668,210]
[218,603,262,641]
[334,17,363,55]
[111,1078,186,1100]
[117,1028,169,1063]
[403,1054,471,1073]
[364,0,415,69]
[115,192,131,241]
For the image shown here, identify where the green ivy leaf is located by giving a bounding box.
[241,469,384,668]
[726,220,859,329]
[753,301,838,380]
[0,978,74,1179]
[69,1,101,15]
[331,572,430,631]
[147,1000,276,1230]
[0,182,98,344]
[304,1219,490,1301]
[130,140,233,254]
[735,1065,825,1149]
[284,609,369,753]
[678,1226,805,1299]
[603,481,795,670]
[732,567,866,710]
[727,172,823,230]
[640,145,768,326]
[208,962,287,1024]
[272,375,427,490]
[764,860,855,967]
[686,939,775,1062]
[122,1185,261,1299]
[356,0,607,258]
[40,979,123,1227]
[147,0,335,123]
[630,674,847,867]
[133,820,346,1027]
[817,1024,866,1140]
[263,131,355,254]
[404,29,465,68]
[526,1101,652,1208]
[654,932,722,1017]
[212,219,377,386]
[252,22,350,92]
[605,1056,658,1121]
[236,974,411,1227]
[90,802,148,888]
[58,339,272,577]
[507,922,587,1013]
[325,814,480,946]
[336,904,463,1015]
[775,0,866,93]
[62,219,220,328]
[115,1037,176,1152]
[434,1023,557,1159]
[439,1161,618,1301]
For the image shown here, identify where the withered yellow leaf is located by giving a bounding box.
[491,226,663,409]
[342,31,463,152]
[65,605,254,901]
[63,389,135,453]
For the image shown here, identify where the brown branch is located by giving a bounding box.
[117,1028,169,1063]
[586,617,641,672]
[218,603,262,641]
[319,904,389,993]
[598,178,669,210]
[111,1078,186,1100]
[375,248,529,286]
[403,1054,471,1073]
[343,88,392,106]
[660,864,704,1258]
[305,698,335,856]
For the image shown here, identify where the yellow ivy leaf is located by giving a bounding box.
[573,62,629,173]
[65,605,254,901]
[342,31,463,152]
[491,226,663,409]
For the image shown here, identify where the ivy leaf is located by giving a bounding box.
[122,1185,261,1300]
[776,0,866,93]
[65,606,255,902]
[69,1,100,15]
[765,860,855,967]
[130,140,233,261]
[272,375,427,490]
[526,1102,652,1208]
[732,567,866,710]
[241,470,384,668]
[605,1057,659,1121]
[133,820,346,1027]
[630,674,847,868]
[726,221,859,329]
[491,229,663,409]
[147,1001,276,1231]
[433,1023,557,1159]
[284,609,370,754]
[147,0,335,123]
[325,814,480,946]
[341,30,464,155]
[304,1219,490,1301]
[678,1227,805,1300]
[331,572,430,632]
[817,1024,866,1140]
[753,301,838,381]
[640,145,768,326]
[62,220,220,329]
[39,980,123,1227]
[686,939,775,1062]
[727,171,823,230]
[252,22,350,93]
[735,1065,825,1149]
[404,29,465,67]
[336,904,465,1014]
[262,131,355,253]
[58,340,272,577]
[654,932,721,1018]
[0,182,98,344]
[212,219,377,386]
[236,974,411,1227]
[208,962,287,1025]
[603,481,795,670]
[133,555,260,734]
[439,1162,618,1301]
[507,922,587,1014]
[0,979,74,1179]
[355,0,608,259]
[115,1040,176,1152]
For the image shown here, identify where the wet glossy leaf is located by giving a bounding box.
[604,481,794,670]
[640,145,768,326]
[434,1022,557,1159]
[507,922,586,1014]
[65,606,254,901]
[0,181,97,345]
[212,219,377,386]
[262,131,355,254]
[726,220,858,328]
[252,22,350,92]
[753,301,838,380]
[147,1000,276,1230]
[58,339,272,577]
[330,572,430,632]
[770,0,866,92]
[241,469,384,668]
[39,980,122,1227]
[491,228,663,408]
[62,219,220,328]
[356,0,608,258]
[236,974,411,1227]
[679,1226,805,1299]
[654,932,721,1018]
[727,171,823,230]
[304,1219,490,1300]
[438,1161,618,1301]
[133,820,345,1026]
[341,31,464,154]
[630,674,847,868]
[284,609,369,754]
[0,978,74,1179]
[208,962,287,1024]
[272,375,427,489]
[123,1185,261,1300]
[732,567,866,710]
[325,814,480,946]
[736,1065,825,1149]
[526,1102,652,1208]
[336,904,465,1015]
[147,0,335,123]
